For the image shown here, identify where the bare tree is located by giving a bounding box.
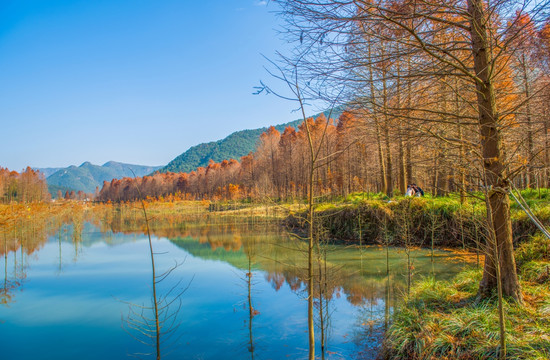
[256,53,344,359]
[273,0,550,302]
[122,173,193,359]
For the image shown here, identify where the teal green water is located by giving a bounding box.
[0,221,473,359]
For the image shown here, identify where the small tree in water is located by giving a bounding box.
[121,173,193,360]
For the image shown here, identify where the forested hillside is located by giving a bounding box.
[161,109,342,174]
[161,120,302,174]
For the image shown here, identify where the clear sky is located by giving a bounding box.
[0,0,304,171]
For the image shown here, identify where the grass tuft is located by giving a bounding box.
[516,234,550,267]
[384,267,550,360]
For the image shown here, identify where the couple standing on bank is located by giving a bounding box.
[406,184,424,197]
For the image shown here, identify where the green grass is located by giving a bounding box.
[300,191,549,248]
[516,234,550,267]
[384,237,550,360]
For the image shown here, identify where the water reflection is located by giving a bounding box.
[0,211,474,360]
[121,201,193,360]
[1,206,85,305]
[168,223,472,359]
[242,233,258,360]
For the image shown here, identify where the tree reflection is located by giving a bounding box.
[121,196,192,360]
[242,234,260,360]
[1,234,18,305]
[0,203,86,305]
[122,261,190,360]
[0,203,478,358]
[165,221,477,359]
[167,222,470,310]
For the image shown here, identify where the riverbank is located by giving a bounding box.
[286,190,550,249]
[11,188,549,248]
[5,196,548,359]
[382,234,550,360]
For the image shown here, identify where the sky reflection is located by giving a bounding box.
[0,222,472,359]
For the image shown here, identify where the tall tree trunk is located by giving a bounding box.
[396,57,406,195]
[440,143,448,196]
[384,122,393,197]
[545,118,550,187]
[521,53,535,187]
[456,88,467,203]
[406,136,412,185]
[405,54,413,186]
[468,0,522,302]
[432,149,439,196]
[398,133,406,195]
[382,67,393,197]
[375,119,387,194]
[298,92,316,360]
[368,40,387,194]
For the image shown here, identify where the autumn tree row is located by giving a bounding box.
[0,167,50,203]
[270,3,550,199]
[97,113,358,202]
[97,109,484,202]
[98,5,550,207]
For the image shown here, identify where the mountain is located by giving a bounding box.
[34,167,64,178]
[46,161,162,195]
[161,108,343,174]
[47,184,76,198]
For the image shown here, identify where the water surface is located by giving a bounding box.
[1,219,472,359]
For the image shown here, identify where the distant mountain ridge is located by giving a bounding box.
[33,167,64,178]
[161,108,342,174]
[41,108,342,196]
[45,161,162,195]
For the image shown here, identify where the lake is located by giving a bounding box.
[1,215,474,359]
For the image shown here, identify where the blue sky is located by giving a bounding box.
[0,0,304,170]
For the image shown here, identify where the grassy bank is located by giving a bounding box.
[13,188,546,250]
[286,191,550,248]
[383,234,550,360]
[91,189,550,250]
